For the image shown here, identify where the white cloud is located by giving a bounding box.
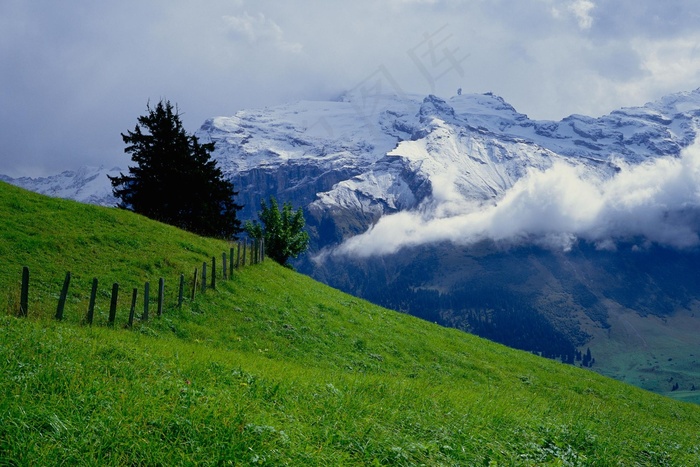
[569,0,595,30]
[223,12,302,53]
[550,0,595,30]
[334,137,700,257]
[634,36,700,89]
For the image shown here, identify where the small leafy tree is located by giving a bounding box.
[246,197,309,267]
[109,99,242,238]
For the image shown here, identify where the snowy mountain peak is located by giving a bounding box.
[0,166,120,206]
[451,92,527,121]
[182,89,700,255]
[418,95,456,124]
[639,87,700,116]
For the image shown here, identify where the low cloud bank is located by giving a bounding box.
[332,138,700,257]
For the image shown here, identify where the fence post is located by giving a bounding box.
[19,266,29,317]
[191,268,198,300]
[242,241,247,267]
[202,262,207,293]
[253,239,258,264]
[261,238,265,262]
[128,288,137,328]
[55,271,71,321]
[222,252,228,280]
[86,277,98,325]
[229,247,234,277]
[157,278,164,316]
[211,256,216,290]
[236,242,241,269]
[178,274,185,308]
[108,283,119,326]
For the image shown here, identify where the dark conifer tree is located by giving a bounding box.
[109,100,242,238]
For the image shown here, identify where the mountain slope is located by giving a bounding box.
[2,181,700,465]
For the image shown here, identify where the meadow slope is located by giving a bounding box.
[1,181,699,466]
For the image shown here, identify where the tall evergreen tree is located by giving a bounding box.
[109,99,242,238]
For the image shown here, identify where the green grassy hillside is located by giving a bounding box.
[1,180,699,465]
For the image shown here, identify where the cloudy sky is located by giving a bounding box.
[2,0,700,177]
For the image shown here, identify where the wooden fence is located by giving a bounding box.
[15,238,265,328]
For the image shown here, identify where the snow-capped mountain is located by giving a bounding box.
[0,166,120,207]
[196,88,700,251]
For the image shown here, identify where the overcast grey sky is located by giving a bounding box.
[2,0,700,177]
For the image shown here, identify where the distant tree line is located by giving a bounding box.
[580,347,595,367]
[362,279,595,366]
[442,305,580,364]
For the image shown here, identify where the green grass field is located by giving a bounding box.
[2,180,700,465]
